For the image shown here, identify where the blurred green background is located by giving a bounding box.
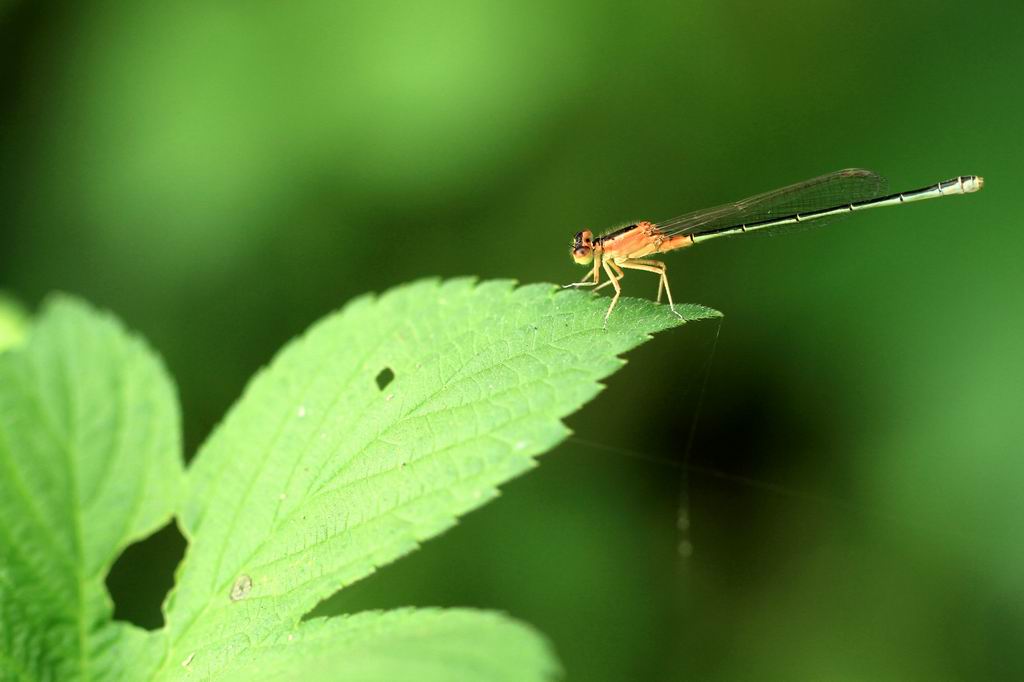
[2,1,1021,679]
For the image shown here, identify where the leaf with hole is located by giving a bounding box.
[0,296,183,680]
[0,279,719,681]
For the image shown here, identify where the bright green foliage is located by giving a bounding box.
[215,609,559,682]
[0,296,183,681]
[0,280,718,681]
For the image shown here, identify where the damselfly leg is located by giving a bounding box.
[619,259,682,319]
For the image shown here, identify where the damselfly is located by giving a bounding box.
[566,169,984,320]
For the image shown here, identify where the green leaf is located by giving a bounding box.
[215,608,559,682]
[0,296,184,681]
[159,278,718,680]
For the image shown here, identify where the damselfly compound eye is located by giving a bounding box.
[571,246,593,264]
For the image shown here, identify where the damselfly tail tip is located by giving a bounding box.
[964,175,984,192]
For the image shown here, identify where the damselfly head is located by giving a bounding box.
[572,230,594,265]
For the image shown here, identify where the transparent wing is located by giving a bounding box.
[657,169,889,236]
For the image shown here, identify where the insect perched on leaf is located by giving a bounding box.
[566,169,984,321]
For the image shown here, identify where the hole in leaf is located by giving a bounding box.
[105,521,186,630]
[375,367,395,391]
